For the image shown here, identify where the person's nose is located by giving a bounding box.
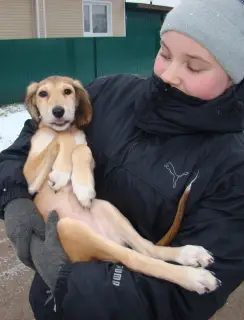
[160,61,181,87]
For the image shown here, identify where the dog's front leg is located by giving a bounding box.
[24,129,59,194]
[48,132,74,191]
[71,132,96,209]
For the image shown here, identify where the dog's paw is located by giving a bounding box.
[179,266,221,295]
[176,245,214,268]
[28,185,37,195]
[28,180,41,194]
[72,183,96,209]
[48,170,71,191]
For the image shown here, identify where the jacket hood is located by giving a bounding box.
[135,73,244,135]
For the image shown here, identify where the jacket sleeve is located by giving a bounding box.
[54,171,244,320]
[85,75,111,102]
[0,119,36,218]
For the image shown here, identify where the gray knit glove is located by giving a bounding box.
[4,198,46,269]
[30,211,69,292]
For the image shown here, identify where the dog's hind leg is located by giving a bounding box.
[91,200,214,269]
[57,217,220,295]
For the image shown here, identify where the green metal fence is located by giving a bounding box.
[0,7,164,105]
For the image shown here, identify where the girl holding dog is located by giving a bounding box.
[1,0,244,319]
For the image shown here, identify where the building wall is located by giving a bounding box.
[37,0,46,38]
[44,0,125,38]
[45,0,84,38]
[0,0,125,39]
[0,0,35,39]
[92,0,126,37]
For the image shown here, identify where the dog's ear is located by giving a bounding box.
[25,82,40,122]
[72,80,92,128]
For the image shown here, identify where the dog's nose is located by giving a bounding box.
[52,106,65,118]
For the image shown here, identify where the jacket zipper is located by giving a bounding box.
[103,138,141,186]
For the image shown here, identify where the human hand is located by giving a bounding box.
[4,198,46,268]
[30,211,69,292]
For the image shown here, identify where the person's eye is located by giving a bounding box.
[187,64,202,74]
[160,51,171,61]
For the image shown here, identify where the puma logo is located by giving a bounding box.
[164,162,189,188]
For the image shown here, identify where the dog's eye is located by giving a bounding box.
[64,89,72,95]
[39,90,48,98]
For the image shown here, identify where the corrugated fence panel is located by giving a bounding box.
[73,38,96,85]
[96,9,162,77]
[0,7,164,105]
[0,38,94,105]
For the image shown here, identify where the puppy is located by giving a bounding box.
[23,76,220,295]
[24,76,95,209]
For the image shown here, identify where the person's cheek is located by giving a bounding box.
[154,54,165,76]
[195,70,231,100]
[199,77,225,100]
[183,75,212,100]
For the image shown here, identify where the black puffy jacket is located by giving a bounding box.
[1,73,244,320]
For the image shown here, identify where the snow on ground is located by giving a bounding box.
[0,104,30,152]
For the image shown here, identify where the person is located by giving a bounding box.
[1,0,244,319]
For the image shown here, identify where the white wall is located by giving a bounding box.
[126,0,180,7]
[153,0,180,6]
[126,0,150,3]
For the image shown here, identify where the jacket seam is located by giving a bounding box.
[88,140,171,201]
[121,165,171,201]
[87,140,120,166]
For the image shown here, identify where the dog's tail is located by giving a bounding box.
[156,173,199,246]
[24,137,60,194]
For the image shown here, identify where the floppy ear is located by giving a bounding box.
[72,80,92,128]
[25,82,40,122]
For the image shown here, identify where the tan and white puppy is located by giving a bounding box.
[24,76,95,208]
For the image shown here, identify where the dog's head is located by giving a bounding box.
[25,76,92,131]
